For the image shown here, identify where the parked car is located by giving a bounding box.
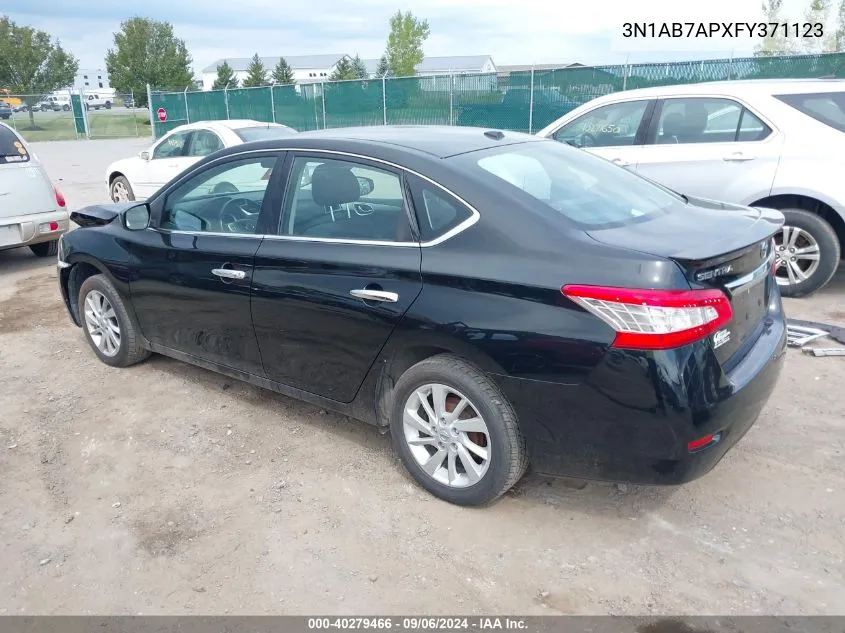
[0,101,11,120]
[0,122,69,257]
[85,94,112,110]
[59,126,786,506]
[458,87,580,130]
[44,95,71,111]
[536,78,845,297]
[12,103,29,113]
[105,120,299,202]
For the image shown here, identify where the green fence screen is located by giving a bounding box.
[150,51,845,139]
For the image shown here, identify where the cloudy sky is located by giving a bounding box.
[3,0,831,73]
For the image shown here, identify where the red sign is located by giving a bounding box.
[157,107,167,122]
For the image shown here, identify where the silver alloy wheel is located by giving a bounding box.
[111,181,130,202]
[774,225,821,286]
[83,290,121,357]
[402,383,491,488]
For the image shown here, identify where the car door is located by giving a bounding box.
[128,150,285,375]
[251,152,423,403]
[546,98,655,171]
[133,130,199,198]
[632,96,784,204]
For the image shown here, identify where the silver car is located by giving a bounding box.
[537,79,845,297]
[0,122,69,258]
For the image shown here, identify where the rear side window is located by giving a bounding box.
[0,126,30,164]
[406,174,473,242]
[654,97,771,144]
[468,141,684,229]
[775,91,845,132]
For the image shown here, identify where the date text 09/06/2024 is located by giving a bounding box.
[622,22,824,38]
[307,618,528,630]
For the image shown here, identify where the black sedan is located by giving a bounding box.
[57,125,787,506]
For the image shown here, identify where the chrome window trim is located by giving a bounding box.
[157,147,481,248]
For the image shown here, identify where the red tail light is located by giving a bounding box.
[54,186,66,208]
[561,285,733,351]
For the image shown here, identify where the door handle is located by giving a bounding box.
[212,268,246,280]
[723,152,755,162]
[350,289,399,303]
[611,157,631,167]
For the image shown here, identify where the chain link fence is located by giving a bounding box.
[148,51,845,139]
[0,89,149,142]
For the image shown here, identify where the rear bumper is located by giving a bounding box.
[0,210,70,251]
[491,299,788,486]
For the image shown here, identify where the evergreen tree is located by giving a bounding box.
[375,54,391,77]
[242,53,268,87]
[350,54,370,79]
[212,60,239,89]
[271,57,295,84]
[329,56,357,81]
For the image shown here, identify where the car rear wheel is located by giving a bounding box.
[29,240,58,257]
[110,176,135,202]
[389,354,528,506]
[774,209,840,297]
[78,274,150,367]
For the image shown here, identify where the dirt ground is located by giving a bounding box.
[1,139,844,616]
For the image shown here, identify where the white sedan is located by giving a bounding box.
[0,122,69,258]
[536,79,845,297]
[105,120,297,202]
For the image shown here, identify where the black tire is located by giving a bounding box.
[775,208,840,298]
[389,353,528,506]
[62,104,70,111]
[105,102,112,109]
[29,240,58,257]
[77,274,150,368]
[109,175,136,202]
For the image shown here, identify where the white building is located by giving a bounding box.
[200,54,350,90]
[74,69,112,93]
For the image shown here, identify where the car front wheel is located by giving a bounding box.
[110,176,135,203]
[774,209,840,297]
[78,274,150,367]
[389,354,528,506]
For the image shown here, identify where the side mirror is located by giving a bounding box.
[357,176,374,197]
[124,204,150,231]
[140,150,150,161]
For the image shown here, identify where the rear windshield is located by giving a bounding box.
[465,140,683,229]
[234,125,298,142]
[775,91,845,132]
[0,125,30,164]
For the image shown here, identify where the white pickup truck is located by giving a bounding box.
[85,94,113,110]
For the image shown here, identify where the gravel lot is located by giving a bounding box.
[1,139,844,616]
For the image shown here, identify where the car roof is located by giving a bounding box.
[588,78,845,101]
[166,119,292,134]
[291,125,543,158]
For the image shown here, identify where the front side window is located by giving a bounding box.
[552,100,650,148]
[655,97,771,144]
[775,91,845,132]
[468,141,684,229]
[153,131,191,159]
[188,130,224,157]
[280,156,411,242]
[160,156,277,234]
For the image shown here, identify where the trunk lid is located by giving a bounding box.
[586,196,784,367]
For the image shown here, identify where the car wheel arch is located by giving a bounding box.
[64,258,128,326]
[371,338,507,428]
[751,193,845,256]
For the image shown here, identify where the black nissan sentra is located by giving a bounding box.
[57,125,787,506]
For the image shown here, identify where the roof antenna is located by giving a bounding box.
[483,130,505,140]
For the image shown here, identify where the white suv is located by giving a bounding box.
[537,79,845,297]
